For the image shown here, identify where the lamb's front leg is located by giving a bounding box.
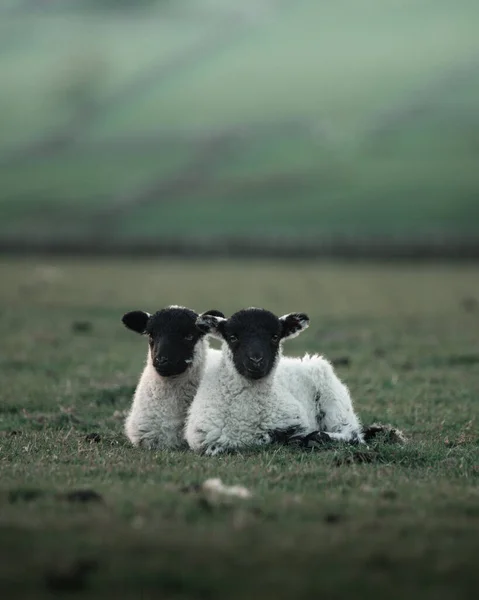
[268,425,308,444]
[283,427,364,449]
[317,393,365,444]
[125,402,187,449]
[270,402,364,449]
[265,396,315,447]
[187,413,275,456]
[316,399,365,445]
[311,358,365,445]
[202,418,307,455]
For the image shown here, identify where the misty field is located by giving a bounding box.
[0,257,478,599]
[1,0,479,243]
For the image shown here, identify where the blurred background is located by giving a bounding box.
[1,0,478,258]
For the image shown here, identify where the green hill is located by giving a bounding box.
[0,0,478,245]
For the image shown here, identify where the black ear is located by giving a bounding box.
[122,311,150,334]
[202,309,225,319]
[196,312,227,339]
[279,313,310,340]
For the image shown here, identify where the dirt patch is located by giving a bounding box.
[45,558,99,592]
[60,489,104,504]
[332,356,351,367]
[71,320,93,333]
[8,488,45,503]
[363,424,408,445]
[446,354,479,367]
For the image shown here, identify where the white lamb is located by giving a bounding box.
[122,306,223,449]
[185,308,364,456]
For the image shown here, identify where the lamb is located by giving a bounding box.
[122,306,224,449]
[185,307,364,456]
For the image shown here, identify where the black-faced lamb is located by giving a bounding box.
[185,307,364,455]
[122,306,223,449]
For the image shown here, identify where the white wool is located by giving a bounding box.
[125,343,221,449]
[185,345,363,456]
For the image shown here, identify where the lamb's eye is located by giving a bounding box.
[184,333,194,341]
[271,334,280,343]
[229,334,238,343]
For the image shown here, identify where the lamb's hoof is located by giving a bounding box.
[289,430,333,449]
[203,444,226,456]
[269,426,303,445]
[362,423,408,445]
[257,432,273,446]
[348,431,364,446]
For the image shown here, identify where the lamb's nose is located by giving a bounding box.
[249,355,264,365]
[156,356,169,365]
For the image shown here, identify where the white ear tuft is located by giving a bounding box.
[196,313,227,340]
[279,312,310,340]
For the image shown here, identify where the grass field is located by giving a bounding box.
[0,0,478,242]
[0,257,478,599]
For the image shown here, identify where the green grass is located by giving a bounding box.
[0,257,478,598]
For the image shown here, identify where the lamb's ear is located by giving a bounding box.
[279,312,310,340]
[122,311,151,334]
[196,311,227,339]
[202,309,225,319]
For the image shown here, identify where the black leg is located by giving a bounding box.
[268,425,305,444]
[287,430,333,449]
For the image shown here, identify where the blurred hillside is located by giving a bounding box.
[0,0,478,255]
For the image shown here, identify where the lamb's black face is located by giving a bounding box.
[196,308,310,381]
[122,307,224,377]
[145,309,202,377]
[223,309,282,380]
